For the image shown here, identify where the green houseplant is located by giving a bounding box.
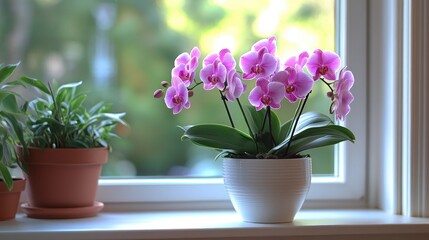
[0,63,27,221]
[18,77,126,219]
[155,36,356,223]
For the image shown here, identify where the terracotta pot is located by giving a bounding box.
[0,179,26,221]
[223,157,312,223]
[19,147,108,208]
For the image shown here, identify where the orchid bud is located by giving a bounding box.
[327,91,334,100]
[153,89,164,99]
[161,81,169,88]
[188,90,194,98]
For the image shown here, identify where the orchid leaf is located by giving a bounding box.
[271,125,355,157]
[279,119,293,143]
[214,150,234,160]
[244,106,280,150]
[294,112,333,133]
[278,112,333,142]
[180,124,257,154]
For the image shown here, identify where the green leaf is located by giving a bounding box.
[99,112,127,126]
[1,112,26,150]
[70,94,87,110]
[271,125,355,157]
[214,150,233,160]
[89,102,105,115]
[244,105,266,137]
[279,119,293,144]
[278,112,333,142]
[180,124,256,154]
[0,163,13,191]
[244,106,281,150]
[287,135,350,156]
[32,117,64,130]
[294,112,333,133]
[0,63,19,85]
[1,93,20,113]
[56,81,82,96]
[19,76,50,95]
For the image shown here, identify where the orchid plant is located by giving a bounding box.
[154,36,355,159]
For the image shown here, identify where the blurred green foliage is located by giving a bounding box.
[0,0,335,177]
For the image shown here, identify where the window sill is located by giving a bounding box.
[1,209,429,240]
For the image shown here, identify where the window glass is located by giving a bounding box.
[0,0,335,177]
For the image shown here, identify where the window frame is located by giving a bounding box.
[96,0,368,208]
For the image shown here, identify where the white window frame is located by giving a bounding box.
[96,0,368,209]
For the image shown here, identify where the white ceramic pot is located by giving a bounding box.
[223,157,311,223]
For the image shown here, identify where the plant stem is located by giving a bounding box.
[219,90,235,128]
[261,107,269,132]
[286,100,303,139]
[267,106,276,146]
[236,98,259,153]
[188,81,203,90]
[285,92,311,156]
[320,77,334,92]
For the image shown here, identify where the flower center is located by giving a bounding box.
[180,71,190,80]
[208,75,219,84]
[173,96,183,105]
[286,85,295,93]
[252,64,263,74]
[261,95,271,105]
[319,66,329,75]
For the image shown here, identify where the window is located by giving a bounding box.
[1,0,367,206]
[99,0,367,206]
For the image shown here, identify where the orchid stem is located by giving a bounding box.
[219,90,235,128]
[320,77,334,92]
[286,100,303,139]
[188,81,203,90]
[267,107,276,146]
[237,98,259,153]
[261,107,269,132]
[285,91,311,156]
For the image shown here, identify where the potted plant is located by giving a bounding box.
[154,36,355,223]
[17,78,126,219]
[0,63,27,221]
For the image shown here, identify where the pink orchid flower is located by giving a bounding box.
[164,76,191,114]
[252,36,277,55]
[284,51,309,72]
[248,78,284,111]
[330,67,354,120]
[172,47,201,86]
[307,49,341,81]
[203,48,236,73]
[172,64,195,87]
[240,47,278,80]
[174,47,200,70]
[225,70,247,102]
[272,68,313,103]
[199,59,227,91]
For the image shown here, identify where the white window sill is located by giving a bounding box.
[1,209,429,240]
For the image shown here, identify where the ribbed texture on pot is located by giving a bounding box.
[223,158,311,223]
